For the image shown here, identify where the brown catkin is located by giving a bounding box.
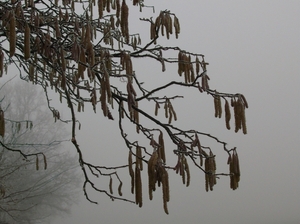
[136,145,143,171]
[0,110,5,137]
[177,51,183,76]
[29,64,34,82]
[43,154,47,170]
[225,99,231,130]
[0,50,4,77]
[214,96,218,117]
[205,158,209,192]
[240,94,248,108]
[148,151,158,200]
[241,104,247,134]
[135,166,142,207]
[116,0,120,18]
[128,151,135,194]
[121,0,129,43]
[162,168,169,214]
[24,23,31,60]
[158,131,166,163]
[109,177,113,194]
[173,16,180,39]
[9,11,16,57]
[154,102,159,116]
[196,56,200,75]
[184,157,190,187]
[230,150,240,190]
[118,181,123,196]
[36,155,39,170]
[217,96,222,118]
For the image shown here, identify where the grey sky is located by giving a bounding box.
[53,1,300,224]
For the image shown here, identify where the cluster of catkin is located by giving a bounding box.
[35,154,47,170]
[164,99,177,124]
[205,151,217,192]
[147,133,169,214]
[99,52,113,119]
[232,96,248,134]
[228,149,240,190]
[177,52,195,83]
[109,177,123,197]
[213,94,248,134]
[151,11,180,41]
[153,99,177,124]
[128,146,143,207]
[175,155,191,187]
[191,133,207,166]
[147,150,170,214]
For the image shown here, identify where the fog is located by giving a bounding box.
[46,1,300,223]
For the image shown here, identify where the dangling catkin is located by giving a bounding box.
[196,56,200,75]
[0,50,4,77]
[24,23,31,60]
[154,102,160,116]
[148,151,158,200]
[162,168,169,214]
[241,103,247,134]
[173,16,180,39]
[118,181,123,196]
[9,11,16,57]
[135,166,142,207]
[0,109,5,137]
[36,155,39,170]
[136,145,143,171]
[183,157,190,187]
[43,154,47,170]
[109,176,113,194]
[121,0,129,43]
[158,131,166,163]
[225,99,231,130]
[128,151,135,194]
